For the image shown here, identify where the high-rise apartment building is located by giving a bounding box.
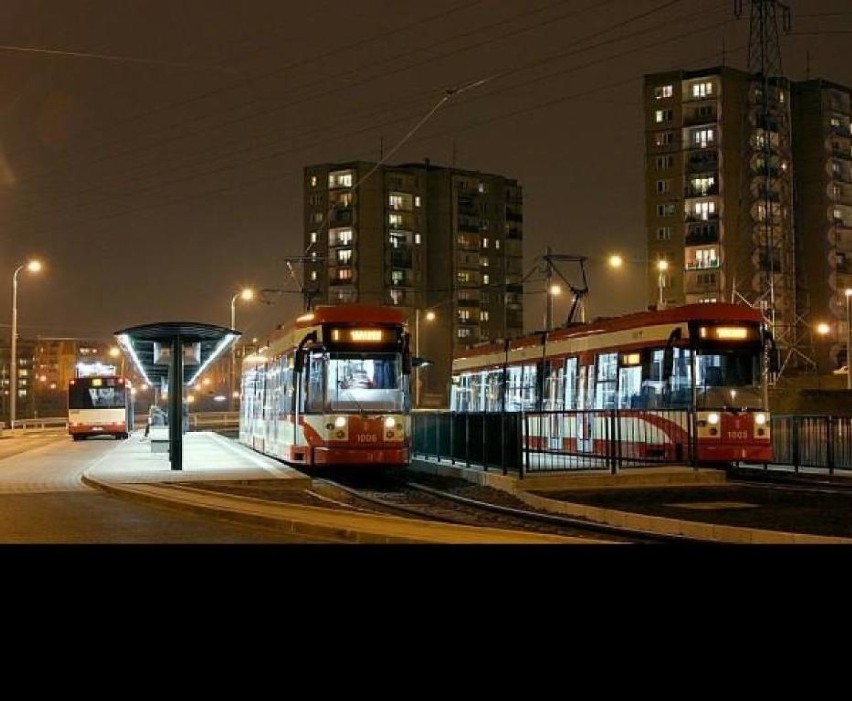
[644,65,852,376]
[791,79,852,373]
[303,160,524,408]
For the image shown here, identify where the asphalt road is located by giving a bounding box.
[0,434,331,544]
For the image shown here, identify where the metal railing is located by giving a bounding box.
[413,410,852,477]
[412,409,696,477]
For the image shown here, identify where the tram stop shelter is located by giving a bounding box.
[114,322,239,471]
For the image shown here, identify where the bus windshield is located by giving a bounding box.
[326,353,405,412]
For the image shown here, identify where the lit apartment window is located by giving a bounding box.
[414,233,421,245]
[692,247,719,268]
[482,238,489,248]
[656,180,670,194]
[391,270,405,285]
[310,175,317,187]
[481,310,489,322]
[459,309,471,322]
[330,228,353,246]
[693,201,716,220]
[389,194,404,210]
[312,212,324,224]
[495,239,501,249]
[692,81,713,98]
[337,249,352,264]
[483,273,490,285]
[388,213,404,227]
[311,251,317,259]
[692,128,714,148]
[480,256,489,267]
[655,156,673,170]
[310,232,317,244]
[337,268,353,281]
[656,227,672,240]
[654,84,673,99]
[329,171,353,188]
[415,196,421,207]
[689,176,715,194]
[478,183,486,193]
[656,203,677,217]
[655,109,673,123]
[458,328,472,339]
[310,271,317,281]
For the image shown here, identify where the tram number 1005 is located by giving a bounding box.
[726,430,749,440]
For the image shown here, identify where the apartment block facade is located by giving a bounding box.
[645,66,852,375]
[1,337,125,424]
[303,160,524,407]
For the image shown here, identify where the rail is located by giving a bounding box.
[1,412,239,437]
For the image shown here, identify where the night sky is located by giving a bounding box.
[1,0,851,344]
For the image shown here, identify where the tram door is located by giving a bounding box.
[577,360,595,453]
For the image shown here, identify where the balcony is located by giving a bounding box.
[684,183,719,198]
[686,151,718,172]
[329,207,353,227]
[684,212,720,224]
[388,248,413,268]
[685,223,719,246]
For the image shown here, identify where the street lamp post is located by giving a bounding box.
[10,259,42,429]
[414,308,436,408]
[229,288,254,411]
[846,288,852,390]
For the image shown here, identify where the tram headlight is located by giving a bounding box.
[755,413,767,426]
[707,413,720,425]
[384,416,397,429]
[334,416,347,428]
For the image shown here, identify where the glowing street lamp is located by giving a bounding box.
[229,287,254,411]
[10,259,42,429]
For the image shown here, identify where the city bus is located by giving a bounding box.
[68,376,134,440]
[239,304,412,468]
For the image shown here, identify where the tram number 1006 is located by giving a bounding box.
[356,434,379,443]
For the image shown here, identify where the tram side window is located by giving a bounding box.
[638,348,665,408]
[467,371,485,412]
[564,357,578,411]
[505,365,538,411]
[594,352,618,409]
[304,353,325,413]
[451,374,472,412]
[484,369,503,412]
[666,348,693,408]
[543,360,564,411]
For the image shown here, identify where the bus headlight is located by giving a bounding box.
[384,416,397,429]
[707,413,720,425]
[334,416,347,428]
[755,413,767,426]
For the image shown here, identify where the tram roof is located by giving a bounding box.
[113,321,239,388]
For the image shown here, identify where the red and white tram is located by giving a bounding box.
[239,304,412,468]
[450,302,775,464]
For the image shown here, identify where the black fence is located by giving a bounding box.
[770,415,852,474]
[411,410,852,477]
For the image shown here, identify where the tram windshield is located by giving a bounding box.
[325,353,406,412]
[693,348,764,409]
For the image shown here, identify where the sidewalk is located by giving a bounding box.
[81,431,600,544]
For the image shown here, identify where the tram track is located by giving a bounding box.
[312,471,714,544]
